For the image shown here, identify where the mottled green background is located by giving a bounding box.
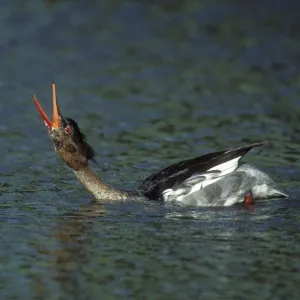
[0,0,300,299]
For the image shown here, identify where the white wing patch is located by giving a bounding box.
[162,156,241,202]
[208,156,241,175]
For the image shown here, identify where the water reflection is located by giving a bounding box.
[29,203,105,298]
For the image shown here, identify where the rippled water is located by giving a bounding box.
[1,0,300,298]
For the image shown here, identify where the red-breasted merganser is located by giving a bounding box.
[32,83,288,206]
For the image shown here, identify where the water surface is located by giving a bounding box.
[1,0,300,299]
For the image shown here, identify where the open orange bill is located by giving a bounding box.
[32,82,60,129]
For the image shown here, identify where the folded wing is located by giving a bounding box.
[138,142,265,200]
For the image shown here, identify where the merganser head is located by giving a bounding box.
[33,82,95,170]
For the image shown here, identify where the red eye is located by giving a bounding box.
[64,125,71,134]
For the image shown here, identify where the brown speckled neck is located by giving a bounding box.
[72,166,129,201]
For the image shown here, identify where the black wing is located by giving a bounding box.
[138,142,266,200]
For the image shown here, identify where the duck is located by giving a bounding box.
[32,83,287,207]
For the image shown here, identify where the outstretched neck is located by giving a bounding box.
[72,166,128,201]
